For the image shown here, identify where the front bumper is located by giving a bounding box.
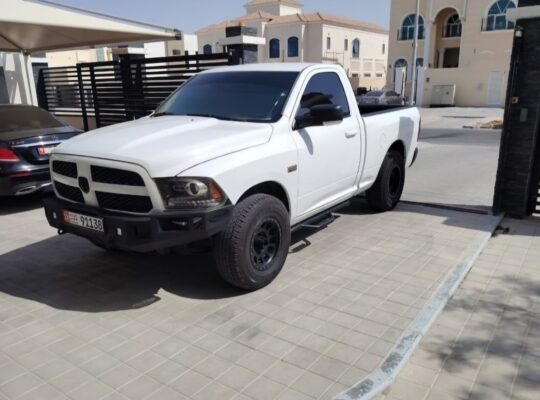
[43,193,233,252]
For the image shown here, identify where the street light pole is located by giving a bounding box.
[410,0,421,105]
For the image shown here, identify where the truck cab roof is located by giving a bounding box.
[202,62,339,74]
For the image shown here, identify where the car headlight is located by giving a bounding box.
[156,177,227,209]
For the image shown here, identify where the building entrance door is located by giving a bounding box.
[394,67,406,95]
[487,71,505,107]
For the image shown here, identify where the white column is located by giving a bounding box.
[417,18,433,106]
[438,49,445,68]
[22,53,38,106]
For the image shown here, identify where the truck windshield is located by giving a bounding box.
[154,71,299,123]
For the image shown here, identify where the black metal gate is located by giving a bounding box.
[493,14,540,218]
[38,52,233,131]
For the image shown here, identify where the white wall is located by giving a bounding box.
[182,34,199,54]
[321,25,388,89]
[144,36,199,58]
[0,52,37,105]
[264,23,305,62]
[144,42,167,58]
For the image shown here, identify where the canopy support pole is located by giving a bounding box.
[22,52,38,106]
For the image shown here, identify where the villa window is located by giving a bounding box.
[269,38,280,58]
[399,14,425,40]
[352,39,360,59]
[484,0,516,31]
[344,39,349,51]
[444,14,462,37]
[203,44,212,55]
[326,36,331,50]
[288,37,299,57]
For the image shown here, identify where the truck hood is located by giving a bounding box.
[54,116,273,177]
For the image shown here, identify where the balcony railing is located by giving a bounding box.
[481,16,515,32]
[397,26,425,41]
[442,23,462,38]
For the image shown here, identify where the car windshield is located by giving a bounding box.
[0,106,65,136]
[366,91,384,97]
[154,71,299,123]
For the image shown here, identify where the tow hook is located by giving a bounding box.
[58,229,65,235]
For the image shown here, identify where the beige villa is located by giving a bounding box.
[388,0,517,107]
[196,0,389,90]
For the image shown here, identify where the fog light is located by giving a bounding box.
[172,219,188,227]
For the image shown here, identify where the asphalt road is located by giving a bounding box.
[402,128,501,211]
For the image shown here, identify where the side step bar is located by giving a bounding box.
[292,200,350,233]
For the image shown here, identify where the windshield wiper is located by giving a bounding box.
[152,112,176,118]
[186,114,258,122]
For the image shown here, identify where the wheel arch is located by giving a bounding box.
[238,181,290,213]
[388,140,406,159]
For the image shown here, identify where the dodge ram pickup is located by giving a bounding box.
[44,63,420,290]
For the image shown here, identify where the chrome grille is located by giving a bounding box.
[54,180,84,203]
[96,192,153,213]
[52,160,77,178]
[51,156,154,214]
[91,166,145,186]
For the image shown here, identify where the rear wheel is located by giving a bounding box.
[213,194,290,291]
[366,150,405,212]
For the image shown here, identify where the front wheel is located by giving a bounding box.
[366,150,405,212]
[213,194,291,291]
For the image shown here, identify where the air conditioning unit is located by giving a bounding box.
[431,84,456,106]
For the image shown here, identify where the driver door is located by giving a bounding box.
[292,71,361,218]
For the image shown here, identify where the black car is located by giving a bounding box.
[0,105,80,196]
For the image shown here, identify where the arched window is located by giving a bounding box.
[485,0,516,31]
[395,59,408,69]
[400,14,425,40]
[444,14,462,37]
[352,39,360,59]
[269,38,280,59]
[203,44,212,55]
[288,37,299,57]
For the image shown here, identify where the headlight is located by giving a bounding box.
[156,177,227,209]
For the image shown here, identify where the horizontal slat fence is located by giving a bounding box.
[37,52,233,130]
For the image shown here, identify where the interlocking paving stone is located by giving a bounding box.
[382,217,540,400]
[0,199,499,399]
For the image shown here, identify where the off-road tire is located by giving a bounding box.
[366,150,405,212]
[213,194,290,291]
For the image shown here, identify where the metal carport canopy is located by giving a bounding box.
[0,0,181,53]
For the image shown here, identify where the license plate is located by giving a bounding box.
[63,211,104,233]
[38,146,55,156]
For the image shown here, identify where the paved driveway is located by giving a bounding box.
[0,196,498,400]
[403,127,501,211]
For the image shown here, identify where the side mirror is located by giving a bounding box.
[295,104,344,130]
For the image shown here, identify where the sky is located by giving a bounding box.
[51,0,391,34]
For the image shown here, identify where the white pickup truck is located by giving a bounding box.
[44,63,420,290]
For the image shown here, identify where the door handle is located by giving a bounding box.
[345,131,358,138]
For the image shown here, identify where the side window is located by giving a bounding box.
[296,72,351,120]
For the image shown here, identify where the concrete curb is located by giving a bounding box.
[334,211,504,400]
